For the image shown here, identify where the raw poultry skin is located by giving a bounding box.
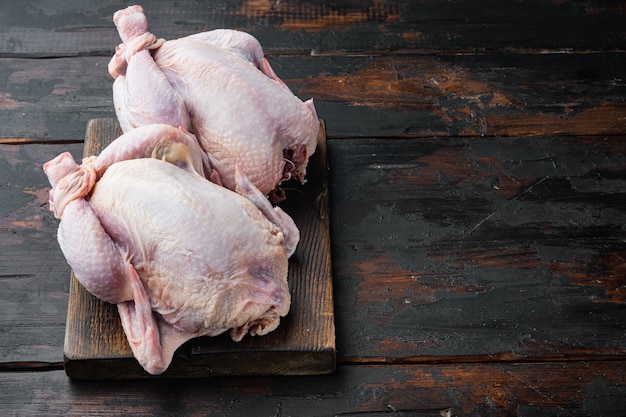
[109,5,320,199]
[43,125,298,375]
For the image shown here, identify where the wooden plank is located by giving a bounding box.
[0,0,625,56]
[0,56,114,142]
[0,143,83,363]
[298,52,626,138]
[328,136,626,360]
[2,361,626,416]
[1,52,625,143]
[62,118,335,378]
[2,134,626,364]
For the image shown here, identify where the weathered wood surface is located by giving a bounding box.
[330,135,626,360]
[5,134,625,365]
[0,1,625,143]
[0,0,625,56]
[1,53,625,141]
[2,361,626,416]
[1,0,626,415]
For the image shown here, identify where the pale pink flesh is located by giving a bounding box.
[43,142,295,375]
[108,5,319,196]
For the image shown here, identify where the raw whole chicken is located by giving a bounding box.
[108,5,320,200]
[43,124,299,375]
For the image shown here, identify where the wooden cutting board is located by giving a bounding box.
[63,118,335,379]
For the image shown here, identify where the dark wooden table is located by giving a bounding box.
[1,1,626,415]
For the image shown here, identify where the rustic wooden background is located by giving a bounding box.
[1,1,625,415]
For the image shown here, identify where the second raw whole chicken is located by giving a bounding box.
[109,5,320,201]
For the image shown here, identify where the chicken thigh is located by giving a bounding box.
[43,127,299,375]
[109,5,320,199]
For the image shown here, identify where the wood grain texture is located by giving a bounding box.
[0,0,625,56]
[2,135,625,365]
[1,0,625,414]
[328,135,626,360]
[1,53,625,143]
[63,118,335,379]
[0,1,624,144]
[0,143,83,362]
[297,53,626,138]
[2,361,626,416]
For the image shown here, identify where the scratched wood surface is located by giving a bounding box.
[1,0,625,415]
